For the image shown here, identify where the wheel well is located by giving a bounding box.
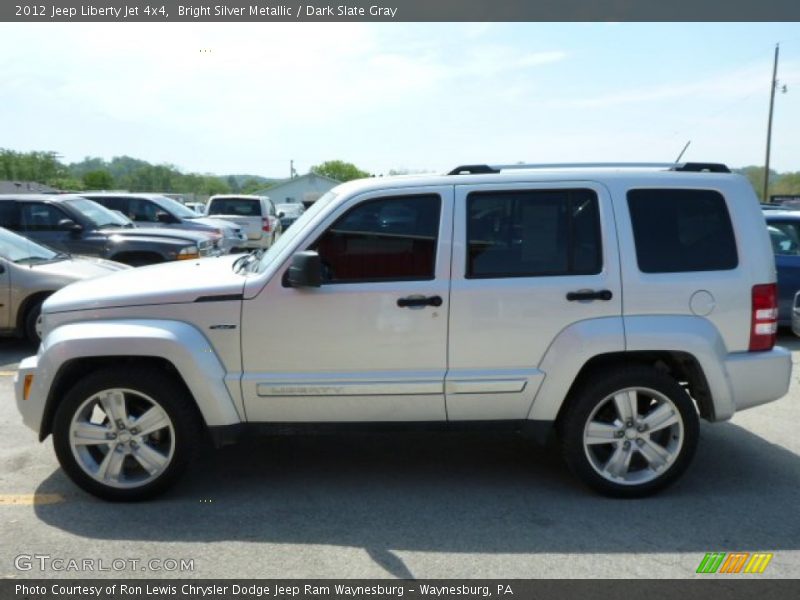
[39,356,203,441]
[110,252,164,266]
[555,351,714,426]
[16,292,53,335]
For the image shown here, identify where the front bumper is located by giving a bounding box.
[725,347,792,413]
[14,355,44,435]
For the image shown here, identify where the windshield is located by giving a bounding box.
[253,191,338,273]
[0,226,61,263]
[153,195,200,219]
[64,198,130,228]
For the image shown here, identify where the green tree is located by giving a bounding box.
[82,169,115,190]
[310,160,369,182]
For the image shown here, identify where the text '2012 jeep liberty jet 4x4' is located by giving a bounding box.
[15,162,792,500]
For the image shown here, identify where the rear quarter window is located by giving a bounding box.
[627,189,738,273]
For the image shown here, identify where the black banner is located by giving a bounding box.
[6,580,800,600]
[3,0,800,22]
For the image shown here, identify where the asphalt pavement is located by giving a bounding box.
[1,335,798,579]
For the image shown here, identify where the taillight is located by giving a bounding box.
[750,283,778,352]
[262,218,271,232]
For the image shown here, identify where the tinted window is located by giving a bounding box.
[0,202,20,229]
[208,197,261,217]
[313,194,441,283]
[768,221,800,256]
[466,189,601,278]
[627,189,737,273]
[20,203,70,231]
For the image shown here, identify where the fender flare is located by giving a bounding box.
[37,319,242,437]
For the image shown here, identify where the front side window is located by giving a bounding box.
[627,189,738,273]
[20,203,70,231]
[466,189,602,278]
[313,194,441,283]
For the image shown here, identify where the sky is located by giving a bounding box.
[1,22,799,178]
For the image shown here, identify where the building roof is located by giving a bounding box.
[256,172,340,195]
[0,180,59,194]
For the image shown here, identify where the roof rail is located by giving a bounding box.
[670,162,731,173]
[447,162,731,175]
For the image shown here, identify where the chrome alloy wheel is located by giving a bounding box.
[582,386,684,486]
[68,388,175,489]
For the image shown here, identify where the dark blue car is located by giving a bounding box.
[764,210,800,328]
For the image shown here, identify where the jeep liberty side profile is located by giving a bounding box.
[15,163,792,500]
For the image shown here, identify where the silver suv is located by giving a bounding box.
[14,162,792,500]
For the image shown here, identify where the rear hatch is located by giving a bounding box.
[207,197,263,240]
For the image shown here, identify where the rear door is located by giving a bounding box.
[447,182,623,420]
[207,197,262,240]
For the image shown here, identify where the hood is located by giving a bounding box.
[43,254,245,314]
[187,216,241,233]
[29,256,129,279]
[99,226,211,243]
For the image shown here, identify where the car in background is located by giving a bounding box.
[206,194,281,250]
[0,194,216,266]
[0,226,128,342]
[185,201,206,215]
[764,210,800,328]
[80,193,246,253]
[275,202,304,231]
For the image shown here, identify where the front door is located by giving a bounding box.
[241,186,454,422]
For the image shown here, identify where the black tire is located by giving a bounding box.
[24,298,44,343]
[559,366,699,498]
[52,367,203,501]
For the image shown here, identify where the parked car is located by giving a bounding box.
[15,162,791,501]
[275,202,304,231]
[764,210,800,328]
[0,194,216,266]
[80,193,245,253]
[184,202,206,215]
[206,194,281,250]
[0,226,128,342]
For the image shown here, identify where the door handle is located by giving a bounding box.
[397,295,443,308]
[566,289,613,302]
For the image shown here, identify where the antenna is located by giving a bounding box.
[675,140,691,163]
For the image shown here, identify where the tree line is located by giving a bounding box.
[3,149,799,200]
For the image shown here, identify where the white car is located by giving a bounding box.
[206,194,281,250]
[15,162,791,500]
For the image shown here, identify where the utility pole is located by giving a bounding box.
[763,43,780,203]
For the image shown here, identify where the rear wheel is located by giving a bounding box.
[52,368,202,501]
[560,366,699,497]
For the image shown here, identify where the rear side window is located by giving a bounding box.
[627,189,738,273]
[208,198,261,217]
[466,189,602,278]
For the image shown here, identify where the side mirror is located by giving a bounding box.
[286,251,321,288]
[58,219,83,233]
[278,211,285,218]
[156,212,172,224]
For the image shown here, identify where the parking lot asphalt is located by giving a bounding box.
[0,335,799,580]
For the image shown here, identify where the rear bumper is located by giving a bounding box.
[724,347,792,413]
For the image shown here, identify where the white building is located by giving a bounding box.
[255,173,340,208]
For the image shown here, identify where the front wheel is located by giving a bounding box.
[560,366,699,498]
[52,368,202,501]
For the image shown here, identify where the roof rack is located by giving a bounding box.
[447,162,731,175]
